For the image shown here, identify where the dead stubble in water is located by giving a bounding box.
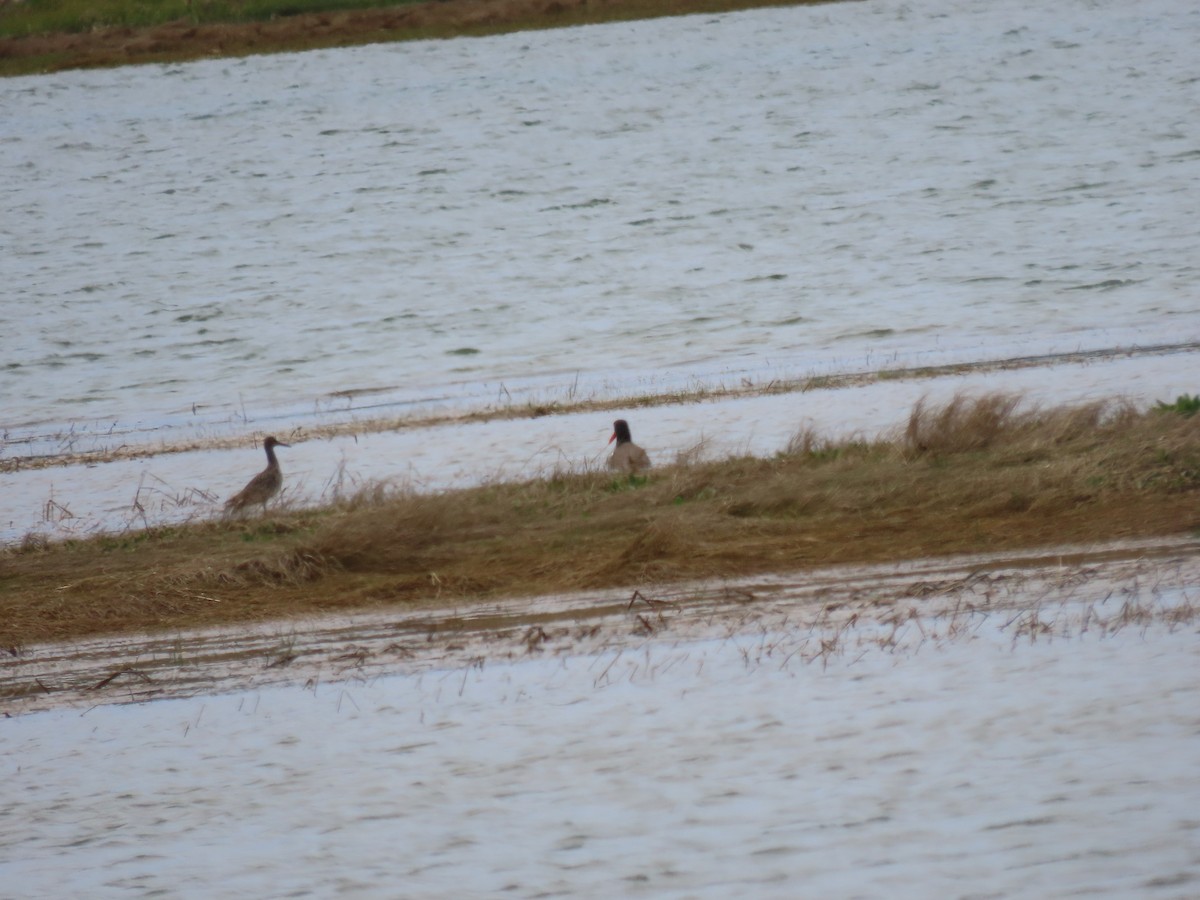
[2,394,1198,647]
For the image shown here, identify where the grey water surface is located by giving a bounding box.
[3,0,1197,449]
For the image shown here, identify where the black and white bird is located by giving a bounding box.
[607,419,651,474]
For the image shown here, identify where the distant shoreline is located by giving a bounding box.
[0,0,840,78]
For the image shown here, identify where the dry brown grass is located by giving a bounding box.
[2,394,1198,647]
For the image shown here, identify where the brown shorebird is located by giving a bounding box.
[607,419,651,474]
[224,436,290,515]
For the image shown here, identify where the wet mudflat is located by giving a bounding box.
[3,535,1198,714]
[3,537,1199,896]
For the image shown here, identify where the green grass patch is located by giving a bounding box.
[0,0,417,38]
[1154,394,1200,418]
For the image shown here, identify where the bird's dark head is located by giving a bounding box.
[609,419,633,446]
[264,436,290,449]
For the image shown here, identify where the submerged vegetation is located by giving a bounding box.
[3,394,1198,647]
[0,0,840,77]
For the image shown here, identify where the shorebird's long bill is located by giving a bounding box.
[607,432,617,445]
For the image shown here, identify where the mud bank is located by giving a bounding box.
[6,535,1197,715]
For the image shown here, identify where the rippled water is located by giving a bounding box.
[4,543,1200,896]
[4,1,1200,888]
[4,0,1198,449]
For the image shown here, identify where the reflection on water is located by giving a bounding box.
[3,0,1199,449]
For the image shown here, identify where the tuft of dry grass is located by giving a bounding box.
[899,393,1133,457]
[2,394,1198,647]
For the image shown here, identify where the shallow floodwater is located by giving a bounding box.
[4,0,1200,542]
[3,541,1199,896]
[4,2,1200,894]
[4,0,1199,445]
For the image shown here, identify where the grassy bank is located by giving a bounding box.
[3,394,1198,648]
[0,0,839,77]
